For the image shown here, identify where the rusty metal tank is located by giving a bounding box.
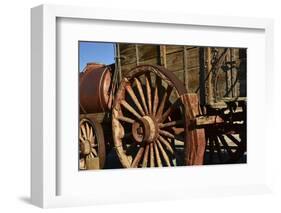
[79,63,113,113]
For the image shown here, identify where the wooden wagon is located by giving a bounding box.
[79,43,247,169]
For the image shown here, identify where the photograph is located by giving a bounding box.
[78,42,247,170]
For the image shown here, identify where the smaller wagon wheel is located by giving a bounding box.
[112,65,188,168]
[204,101,247,164]
[204,130,246,164]
[79,118,106,170]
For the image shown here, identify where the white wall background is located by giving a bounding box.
[0,0,280,212]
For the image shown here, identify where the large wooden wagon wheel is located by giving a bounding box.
[112,65,191,168]
[79,118,106,169]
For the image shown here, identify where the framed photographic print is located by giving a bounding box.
[31,4,274,208]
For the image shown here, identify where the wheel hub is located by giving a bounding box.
[80,139,92,155]
[132,116,158,143]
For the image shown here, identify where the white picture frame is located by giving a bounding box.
[31,4,274,208]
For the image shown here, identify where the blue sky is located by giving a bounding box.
[79,41,115,72]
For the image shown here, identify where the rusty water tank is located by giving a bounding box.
[79,63,113,113]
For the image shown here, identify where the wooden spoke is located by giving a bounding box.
[158,135,174,155]
[156,86,173,119]
[86,123,90,139]
[149,143,155,167]
[159,120,184,128]
[79,159,85,169]
[145,74,152,114]
[152,79,159,116]
[89,127,93,142]
[117,115,135,124]
[159,100,178,122]
[156,140,171,166]
[142,145,150,167]
[79,134,86,144]
[91,144,98,148]
[225,134,240,146]
[213,136,222,162]
[131,146,144,168]
[218,135,234,156]
[89,152,95,158]
[154,142,162,167]
[92,148,97,157]
[134,77,148,114]
[81,124,87,140]
[208,136,215,163]
[91,134,96,145]
[120,100,142,119]
[159,129,175,139]
[79,127,83,140]
[125,84,145,116]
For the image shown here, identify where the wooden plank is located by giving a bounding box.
[226,49,232,97]
[231,48,239,97]
[187,67,200,93]
[121,57,159,76]
[186,47,200,69]
[160,45,167,68]
[206,47,213,104]
[166,45,183,54]
[182,93,206,165]
[166,50,184,72]
[119,43,137,65]
[138,44,159,61]
[135,44,139,65]
[116,44,122,81]
[166,45,195,54]
[195,115,224,126]
[199,47,206,106]
[213,48,229,101]
[183,46,188,90]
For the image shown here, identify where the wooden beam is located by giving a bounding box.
[226,48,232,97]
[199,48,206,106]
[206,47,213,105]
[183,46,188,90]
[195,115,224,126]
[116,43,122,81]
[160,45,167,68]
[231,48,238,97]
[182,93,206,165]
[135,44,139,65]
